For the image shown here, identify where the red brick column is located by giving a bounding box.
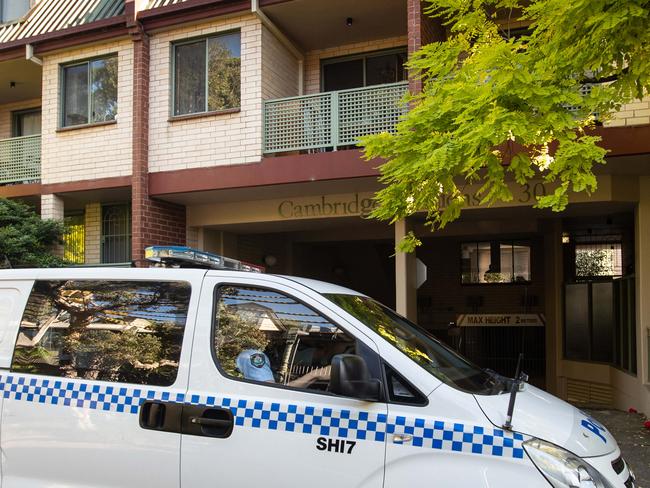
[130,22,186,265]
[407,0,446,93]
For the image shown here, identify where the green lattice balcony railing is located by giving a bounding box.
[263,81,408,154]
[0,134,41,185]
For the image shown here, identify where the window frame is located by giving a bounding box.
[0,0,32,25]
[573,239,624,281]
[210,282,426,405]
[460,239,533,286]
[10,279,193,387]
[11,107,41,137]
[59,53,118,129]
[170,29,242,118]
[319,46,408,91]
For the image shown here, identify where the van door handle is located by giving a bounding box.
[139,400,183,433]
[189,416,232,428]
[182,406,234,438]
[392,434,412,444]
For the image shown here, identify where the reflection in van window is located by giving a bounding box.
[12,280,191,386]
[325,294,505,395]
[214,285,356,392]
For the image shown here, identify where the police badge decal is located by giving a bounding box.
[250,353,266,368]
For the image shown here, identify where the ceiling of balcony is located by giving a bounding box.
[262,0,407,51]
[0,59,41,104]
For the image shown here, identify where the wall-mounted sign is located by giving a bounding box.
[456,313,545,327]
[278,193,378,219]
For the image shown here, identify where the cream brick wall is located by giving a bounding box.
[41,39,133,184]
[261,25,299,100]
[304,35,408,94]
[0,98,41,140]
[41,193,64,220]
[149,14,263,173]
[604,96,650,127]
[41,193,64,257]
[84,202,101,264]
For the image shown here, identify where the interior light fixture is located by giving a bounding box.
[346,17,353,26]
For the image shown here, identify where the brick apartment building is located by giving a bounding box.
[1,0,649,414]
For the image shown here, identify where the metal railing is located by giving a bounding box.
[263,81,408,154]
[0,134,41,185]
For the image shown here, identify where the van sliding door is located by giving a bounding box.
[0,273,202,488]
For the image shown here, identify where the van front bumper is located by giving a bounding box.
[584,447,636,488]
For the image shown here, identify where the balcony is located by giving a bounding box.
[0,135,41,185]
[263,81,408,155]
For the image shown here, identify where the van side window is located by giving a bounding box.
[213,285,360,393]
[384,365,428,405]
[11,280,191,386]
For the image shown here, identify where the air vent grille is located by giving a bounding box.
[566,379,613,408]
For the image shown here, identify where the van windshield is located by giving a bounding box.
[324,294,505,395]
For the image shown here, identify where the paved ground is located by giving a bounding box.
[586,409,650,487]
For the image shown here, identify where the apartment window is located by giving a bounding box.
[321,48,407,92]
[12,108,41,137]
[461,241,531,284]
[1,0,31,24]
[12,280,191,386]
[575,241,623,279]
[61,55,118,127]
[101,204,131,264]
[172,31,241,116]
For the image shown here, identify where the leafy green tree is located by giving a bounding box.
[12,280,191,383]
[0,197,64,268]
[362,0,650,251]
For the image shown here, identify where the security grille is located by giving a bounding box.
[0,135,41,184]
[101,204,131,264]
[450,326,546,386]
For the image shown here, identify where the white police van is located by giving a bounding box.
[0,246,635,487]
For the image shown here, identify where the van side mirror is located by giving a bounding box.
[329,354,382,402]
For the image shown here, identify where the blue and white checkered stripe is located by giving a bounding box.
[0,375,525,459]
[0,374,183,415]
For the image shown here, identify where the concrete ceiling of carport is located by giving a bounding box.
[262,0,408,51]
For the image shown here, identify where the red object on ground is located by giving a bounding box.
[644,420,650,430]
[628,407,638,413]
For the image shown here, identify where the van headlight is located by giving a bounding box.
[523,438,612,488]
